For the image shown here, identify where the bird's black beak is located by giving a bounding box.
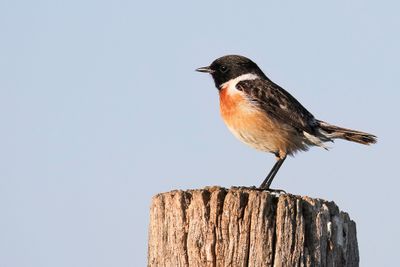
[195,66,214,73]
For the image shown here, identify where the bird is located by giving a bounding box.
[196,55,377,190]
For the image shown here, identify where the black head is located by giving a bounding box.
[196,55,266,88]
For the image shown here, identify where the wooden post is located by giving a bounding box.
[148,186,359,267]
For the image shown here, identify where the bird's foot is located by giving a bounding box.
[230,186,286,195]
[256,187,286,195]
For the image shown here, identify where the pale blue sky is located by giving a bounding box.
[1,1,399,266]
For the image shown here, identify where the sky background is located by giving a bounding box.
[1,0,399,266]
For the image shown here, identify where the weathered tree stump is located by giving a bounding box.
[148,186,359,267]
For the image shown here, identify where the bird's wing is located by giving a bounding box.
[237,79,318,134]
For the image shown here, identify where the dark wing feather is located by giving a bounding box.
[237,79,318,134]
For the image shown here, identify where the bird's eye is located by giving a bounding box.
[219,65,228,73]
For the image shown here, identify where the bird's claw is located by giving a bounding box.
[256,187,286,195]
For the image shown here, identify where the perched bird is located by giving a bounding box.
[196,55,377,190]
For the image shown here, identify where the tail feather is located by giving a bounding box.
[317,120,377,145]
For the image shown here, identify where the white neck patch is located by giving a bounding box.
[220,73,259,94]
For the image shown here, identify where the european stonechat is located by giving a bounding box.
[196,55,377,190]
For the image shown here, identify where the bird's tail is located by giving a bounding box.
[317,120,377,145]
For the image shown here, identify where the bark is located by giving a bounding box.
[148,186,359,267]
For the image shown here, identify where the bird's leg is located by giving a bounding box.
[259,155,287,190]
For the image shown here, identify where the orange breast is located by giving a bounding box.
[219,85,306,156]
[220,86,244,119]
[219,85,260,128]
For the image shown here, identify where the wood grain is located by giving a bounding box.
[148,187,359,267]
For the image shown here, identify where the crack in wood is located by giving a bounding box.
[148,187,359,267]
